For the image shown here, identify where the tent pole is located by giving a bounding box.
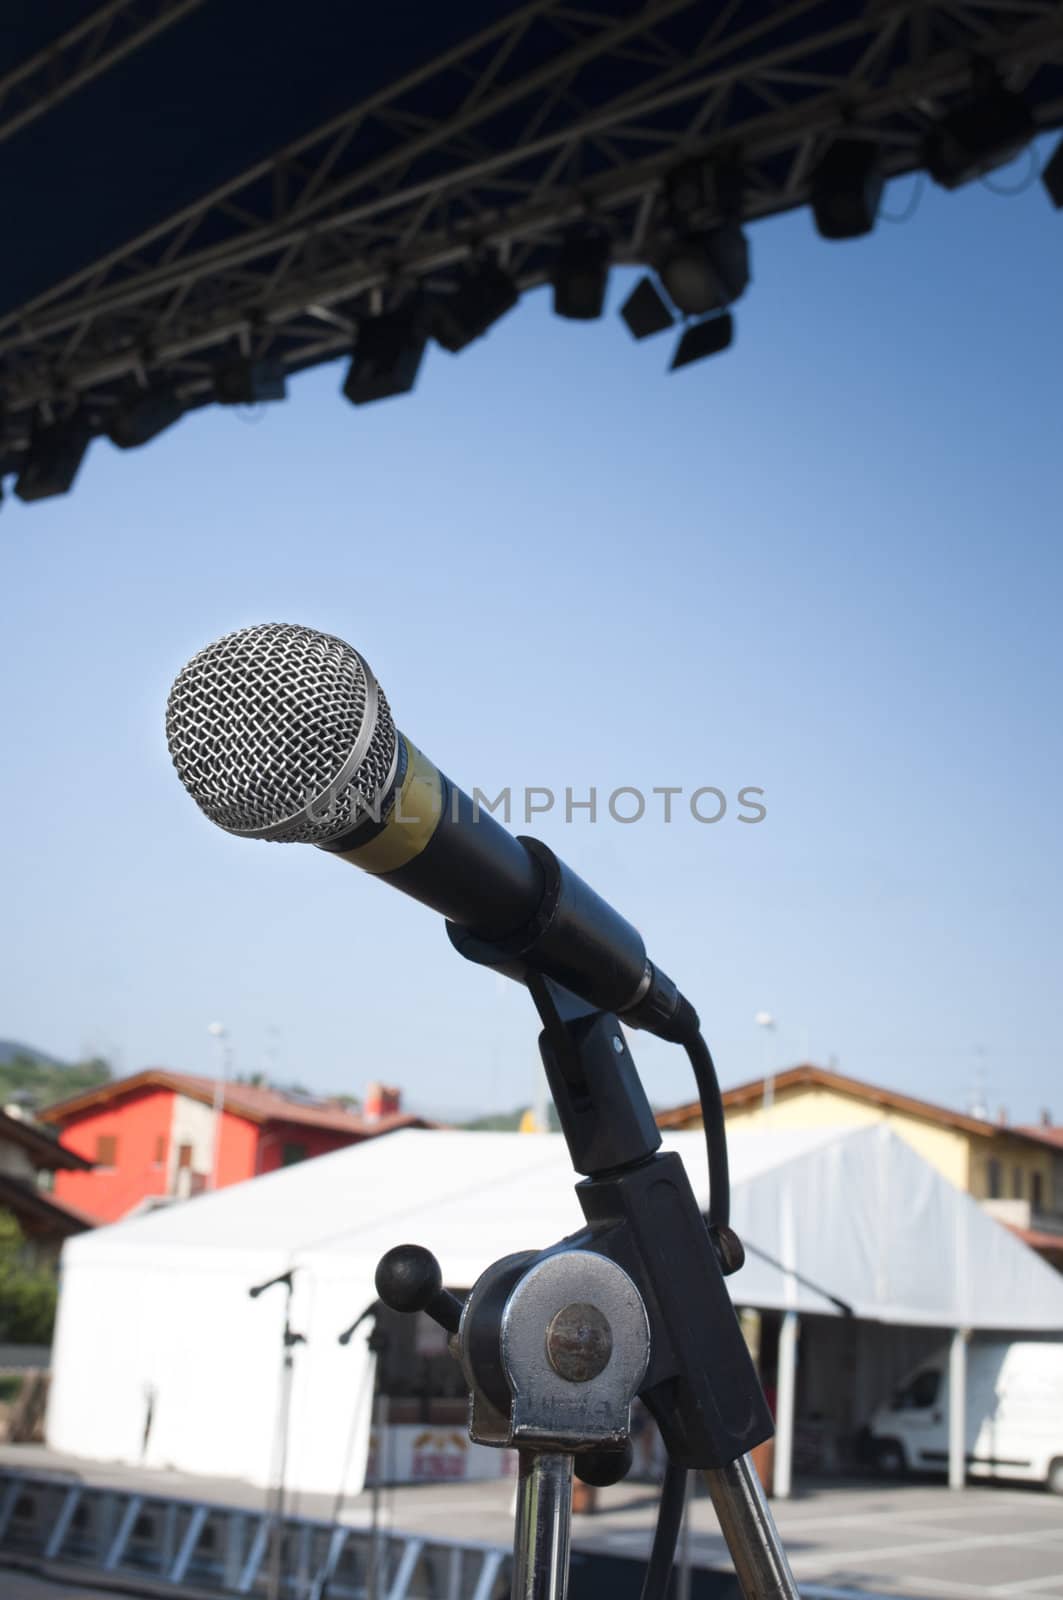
[948,1328,968,1491]
[773,1312,798,1500]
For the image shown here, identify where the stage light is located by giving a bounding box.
[342,307,427,405]
[670,313,734,372]
[551,230,610,320]
[107,384,184,448]
[925,83,1035,190]
[1042,136,1063,208]
[664,155,744,223]
[659,223,749,316]
[810,140,884,238]
[428,258,519,352]
[213,356,287,405]
[620,276,674,339]
[14,414,93,502]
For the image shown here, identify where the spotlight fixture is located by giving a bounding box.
[14,413,93,502]
[666,158,712,219]
[107,384,184,449]
[665,155,744,224]
[810,140,884,239]
[213,356,287,406]
[670,313,734,372]
[551,230,610,321]
[925,82,1035,190]
[429,258,519,352]
[659,223,749,316]
[1042,136,1063,208]
[343,306,427,405]
[619,276,675,339]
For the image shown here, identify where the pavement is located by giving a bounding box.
[0,1576,128,1600]
[1,1445,1062,1600]
[352,1475,1063,1600]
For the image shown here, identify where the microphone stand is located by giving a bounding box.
[374,977,799,1600]
[249,1270,306,1600]
[337,1304,390,1600]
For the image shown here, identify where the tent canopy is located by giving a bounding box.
[46,1123,1063,1494]
[62,1122,1063,1330]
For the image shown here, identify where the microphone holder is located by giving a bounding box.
[375,976,799,1600]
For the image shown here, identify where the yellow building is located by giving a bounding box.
[657,1064,1063,1270]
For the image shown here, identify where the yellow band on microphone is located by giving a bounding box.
[336,738,444,875]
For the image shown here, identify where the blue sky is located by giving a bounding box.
[2,159,1060,1123]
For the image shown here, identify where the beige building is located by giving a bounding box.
[657,1064,1063,1270]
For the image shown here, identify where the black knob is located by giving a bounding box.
[375,1244,463,1334]
[575,1440,633,1487]
[709,1223,745,1277]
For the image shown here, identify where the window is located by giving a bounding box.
[177,1142,193,1170]
[986,1157,1002,1199]
[1012,1166,1025,1200]
[153,1134,166,1166]
[95,1134,117,1167]
[281,1143,308,1168]
[909,1370,941,1409]
[1032,1172,1044,1213]
[893,1369,941,1411]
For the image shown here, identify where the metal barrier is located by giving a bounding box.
[0,1468,509,1599]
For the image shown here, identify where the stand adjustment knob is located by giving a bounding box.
[375,1243,464,1334]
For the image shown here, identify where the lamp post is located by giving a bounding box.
[207,1021,231,1190]
[755,1012,777,1112]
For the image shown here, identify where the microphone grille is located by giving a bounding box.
[166,623,397,844]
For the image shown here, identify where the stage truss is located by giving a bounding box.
[3,0,1063,463]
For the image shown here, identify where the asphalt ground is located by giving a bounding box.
[2,1446,1061,1600]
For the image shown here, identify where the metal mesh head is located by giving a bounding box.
[166,623,398,844]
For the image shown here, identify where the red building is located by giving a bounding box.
[38,1072,430,1225]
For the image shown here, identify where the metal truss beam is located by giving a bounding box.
[2,0,1062,426]
[0,0,207,147]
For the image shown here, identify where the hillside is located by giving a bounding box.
[0,1044,111,1112]
[0,1040,64,1068]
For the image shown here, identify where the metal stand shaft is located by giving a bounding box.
[267,1344,295,1600]
[704,1455,800,1600]
[512,1452,574,1600]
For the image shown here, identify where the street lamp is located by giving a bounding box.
[207,1021,231,1190]
[755,1012,776,1112]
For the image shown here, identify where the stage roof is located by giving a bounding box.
[4,1,1063,491]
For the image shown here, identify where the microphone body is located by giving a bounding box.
[166,625,692,1041]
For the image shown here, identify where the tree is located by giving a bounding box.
[0,1211,58,1344]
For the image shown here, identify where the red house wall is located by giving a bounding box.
[213,1109,260,1188]
[52,1095,372,1222]
[254,1120,364,1174]
[54,1090,176,1224]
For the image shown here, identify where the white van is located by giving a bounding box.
[868,1340,1063,1493]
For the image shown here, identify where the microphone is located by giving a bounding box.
[249,1269,294,1299]
[166,623,694,1042]
[338,1302,378,1345]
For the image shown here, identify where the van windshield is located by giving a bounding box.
[891,1369,941,1410]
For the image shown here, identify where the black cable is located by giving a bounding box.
[740,1239,852,1316]
[638,1026,720,1600]
[682,1028,730,1229]
[640,1458,687,1600]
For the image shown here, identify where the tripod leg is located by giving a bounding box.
[511,1452,574,1600]
[703,1455,800,1600]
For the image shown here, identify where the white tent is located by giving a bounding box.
[47,1124,1063,1499]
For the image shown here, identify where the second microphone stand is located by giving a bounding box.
[374,975,799,1600]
